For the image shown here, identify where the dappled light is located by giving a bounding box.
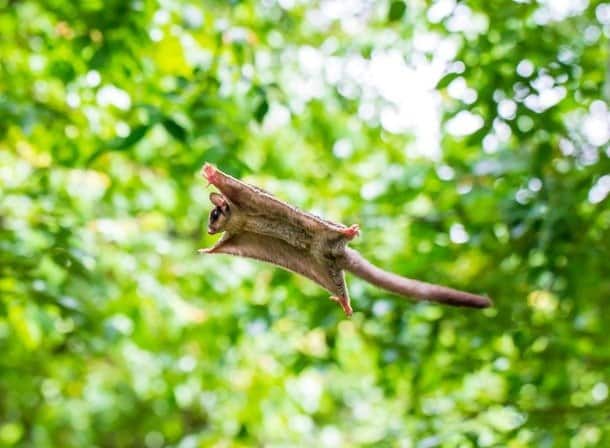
[1,0,609,447]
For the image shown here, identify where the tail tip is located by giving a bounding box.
[476,296,493,308]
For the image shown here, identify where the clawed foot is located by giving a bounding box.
[341,224,360,240]
[202,163,219,186]
[330,295,353,317]
[197,247,214,254]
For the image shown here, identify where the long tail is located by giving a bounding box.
[341,248,492,309]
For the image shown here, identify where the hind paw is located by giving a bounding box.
[341,224,360,240]
[330,295,353,317]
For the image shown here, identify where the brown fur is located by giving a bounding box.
[199,163,492,316]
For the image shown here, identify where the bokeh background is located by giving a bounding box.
[1,0,610,446]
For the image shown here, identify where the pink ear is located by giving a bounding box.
[209,192,227,207]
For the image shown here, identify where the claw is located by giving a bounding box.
[198,247,215,254]
[330,295,353,317]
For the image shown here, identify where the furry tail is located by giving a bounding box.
[341,248,492,309]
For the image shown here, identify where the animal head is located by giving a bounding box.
[208,192,232,234]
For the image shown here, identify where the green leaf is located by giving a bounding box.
[108,125,150,149]
[254,97,269,123]
[388,1,406,22]
[162,118,187,142]
[48,60,76,83]
[436,72,460,90]
[87,125,150,164]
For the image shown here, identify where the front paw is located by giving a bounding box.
[202,163,219,186]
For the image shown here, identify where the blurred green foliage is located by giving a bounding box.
[1,0,610,446]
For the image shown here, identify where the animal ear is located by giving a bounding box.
[209,192,227,207]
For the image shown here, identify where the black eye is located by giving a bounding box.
[211,208,221,221]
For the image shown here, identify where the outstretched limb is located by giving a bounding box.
[202,163,355,236]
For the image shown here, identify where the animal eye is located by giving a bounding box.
[211,208,220,221]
